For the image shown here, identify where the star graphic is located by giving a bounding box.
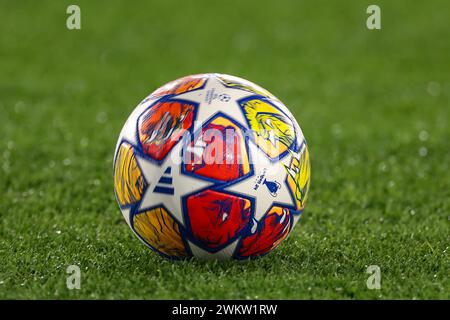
[171,76,253,129]
[135,141,213,228]
[188,238,240,260]
[224,141,295,221]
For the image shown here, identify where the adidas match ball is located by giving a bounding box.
[113,73,310,260]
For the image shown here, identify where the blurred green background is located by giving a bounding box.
[0,0,448,299]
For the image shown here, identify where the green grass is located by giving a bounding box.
[0,0,449,299]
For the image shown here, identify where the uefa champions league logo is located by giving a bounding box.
[218,93,231,102]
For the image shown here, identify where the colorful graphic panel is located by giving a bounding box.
[138,101,195,161]
[184,116,250,182]
[186,190,251,249]
[114,142,146,207]
[240,98,296,159]
[150,74,207,98]
[133,207,188,258]
[216,74,276,99]
[238,206,292,258]
[285,145,311,210]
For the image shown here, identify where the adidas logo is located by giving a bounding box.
[153,167,174,195]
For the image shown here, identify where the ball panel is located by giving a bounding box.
[237,206,292,258]
[186,189,251,250]
[285,144,311,210]
[240,97,296,159]
[149,74,208,98]
[184,115,250,182]
[114,142,146,207]
[138,100,195,161]
[132,207,189,258]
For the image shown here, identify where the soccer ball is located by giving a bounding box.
[113,73,310,260]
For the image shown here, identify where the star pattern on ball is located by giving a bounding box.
[171,76,253,129]
[224,141,295,221]
[188,238,240,260]
[135,142,213,228]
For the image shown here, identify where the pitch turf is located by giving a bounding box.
[0,0,449,299]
